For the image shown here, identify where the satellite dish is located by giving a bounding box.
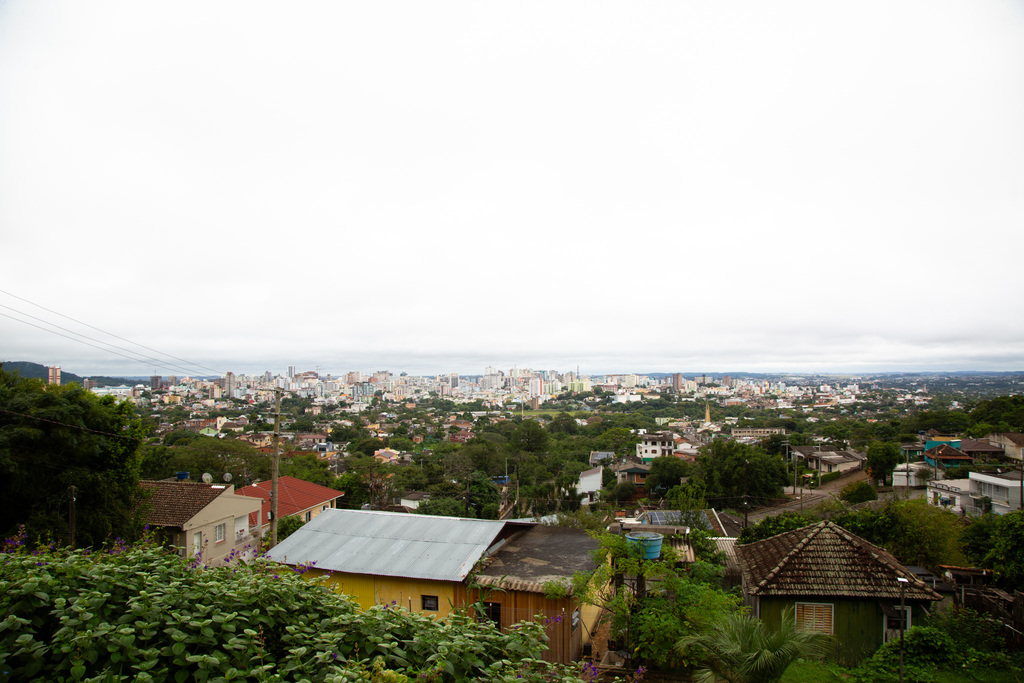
[201,473,213,484]
[223,472,233,482]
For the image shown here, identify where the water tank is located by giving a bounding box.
[625,531,664,559]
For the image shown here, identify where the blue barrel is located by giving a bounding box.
[626,532,663,559]
[175,471,190,480]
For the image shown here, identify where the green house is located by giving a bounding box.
[737,521,941,665]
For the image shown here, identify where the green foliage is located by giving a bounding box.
[831,499,966,570]
[156,436,271,484]
[0,536,587,682]
[280,453,334,486]
[0,370,147,546]
[509,421,549,454]
[679,608,829,683]
[866,441,900,485]
[276,515,305,542]
[970,396,1024,433]
[697,441,786,506]
[924,608,1005,657]
[645,456,693,497]
[978,509,1024,591]
[838,481,877,505]
[738,512,819,544]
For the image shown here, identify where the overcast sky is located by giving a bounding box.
[2,1,1023,378]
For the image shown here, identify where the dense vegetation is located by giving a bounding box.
[0,533,591,682]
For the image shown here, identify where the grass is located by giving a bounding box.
[781,659,1024,683]
[781,660,850,683]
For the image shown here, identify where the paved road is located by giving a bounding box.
[745,469,869,524]
[743,469,928,525]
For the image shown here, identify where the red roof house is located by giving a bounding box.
[236,475,344,531]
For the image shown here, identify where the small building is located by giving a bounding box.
[635,432,675,463]
[140,480,262,565]
[736,521,940,665]
[577,466,603,505]
[613,461,651,486]
[965,469,1023,515]
[265,509,600,664]
[923,444,972,471]
[926,478,971,513]
[236,475,343,531]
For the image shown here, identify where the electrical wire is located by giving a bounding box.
[0,287,224,377]
[0,303,217,379]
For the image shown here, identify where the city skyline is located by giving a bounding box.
[2,2,1023,377]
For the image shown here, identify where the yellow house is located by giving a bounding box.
[265,510,602,663]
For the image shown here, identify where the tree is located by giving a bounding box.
[645,456,693,497]
[866,441,900,486]
[279,453,333,486]
[678,609,829,683]
[0,370,147,546]
[980,509,1024,590]
[275,515,305,541]
[509,420,549,454]
[697,441,786,506]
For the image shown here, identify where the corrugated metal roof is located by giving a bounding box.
[265,509,508,582]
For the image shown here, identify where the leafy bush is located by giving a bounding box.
[855,626,956,682]
[0,533,587,682]
[839,481,877,505]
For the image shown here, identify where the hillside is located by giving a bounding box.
[0,360,133,387]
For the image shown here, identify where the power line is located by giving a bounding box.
[0,302,219,379]
[0,287,224,377]
[0,407,136,440]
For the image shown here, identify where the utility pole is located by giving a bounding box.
[270,388,282,548]
[68,485,76,549]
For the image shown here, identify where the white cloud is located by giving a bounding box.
[2,1,1023,377]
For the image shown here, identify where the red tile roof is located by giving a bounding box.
[236,476,343,524]
[140,480,227,528]
[737,521,941,602]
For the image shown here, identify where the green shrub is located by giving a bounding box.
[839,481,878,505]
[0,532,586,682]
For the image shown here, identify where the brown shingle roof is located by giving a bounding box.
[140,480,226,527]
[737,521,940,601]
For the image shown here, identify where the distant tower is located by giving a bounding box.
[150,375,162,391]
[47,366,61,386]
[704,401,711,424]
[287,365,296,378]
[450,373,459,389]
[672,372,682,392]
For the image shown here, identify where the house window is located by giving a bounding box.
[887,605,911,632]
[795,602,833,635]
[305,510,312,522]
[421,595,439,611]
[192,531,202,556]
[483,601,501,629]
[215,523,226,544]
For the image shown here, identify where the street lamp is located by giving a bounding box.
[897,576,909,683]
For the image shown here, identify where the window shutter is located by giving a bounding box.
[795,602,834,635]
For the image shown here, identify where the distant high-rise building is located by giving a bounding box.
[166,376,177,387]
[47,366,61,386]
[450,373,459,389]
[150,375,161,391]
[225,372,236,397]
[83,378,97,390]
[671,372,682,392]
[287,365,296,378]
[723,375,733,388]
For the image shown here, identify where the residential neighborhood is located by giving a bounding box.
[3,363,1024,681]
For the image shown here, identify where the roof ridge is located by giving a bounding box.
[754,520,827,593]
